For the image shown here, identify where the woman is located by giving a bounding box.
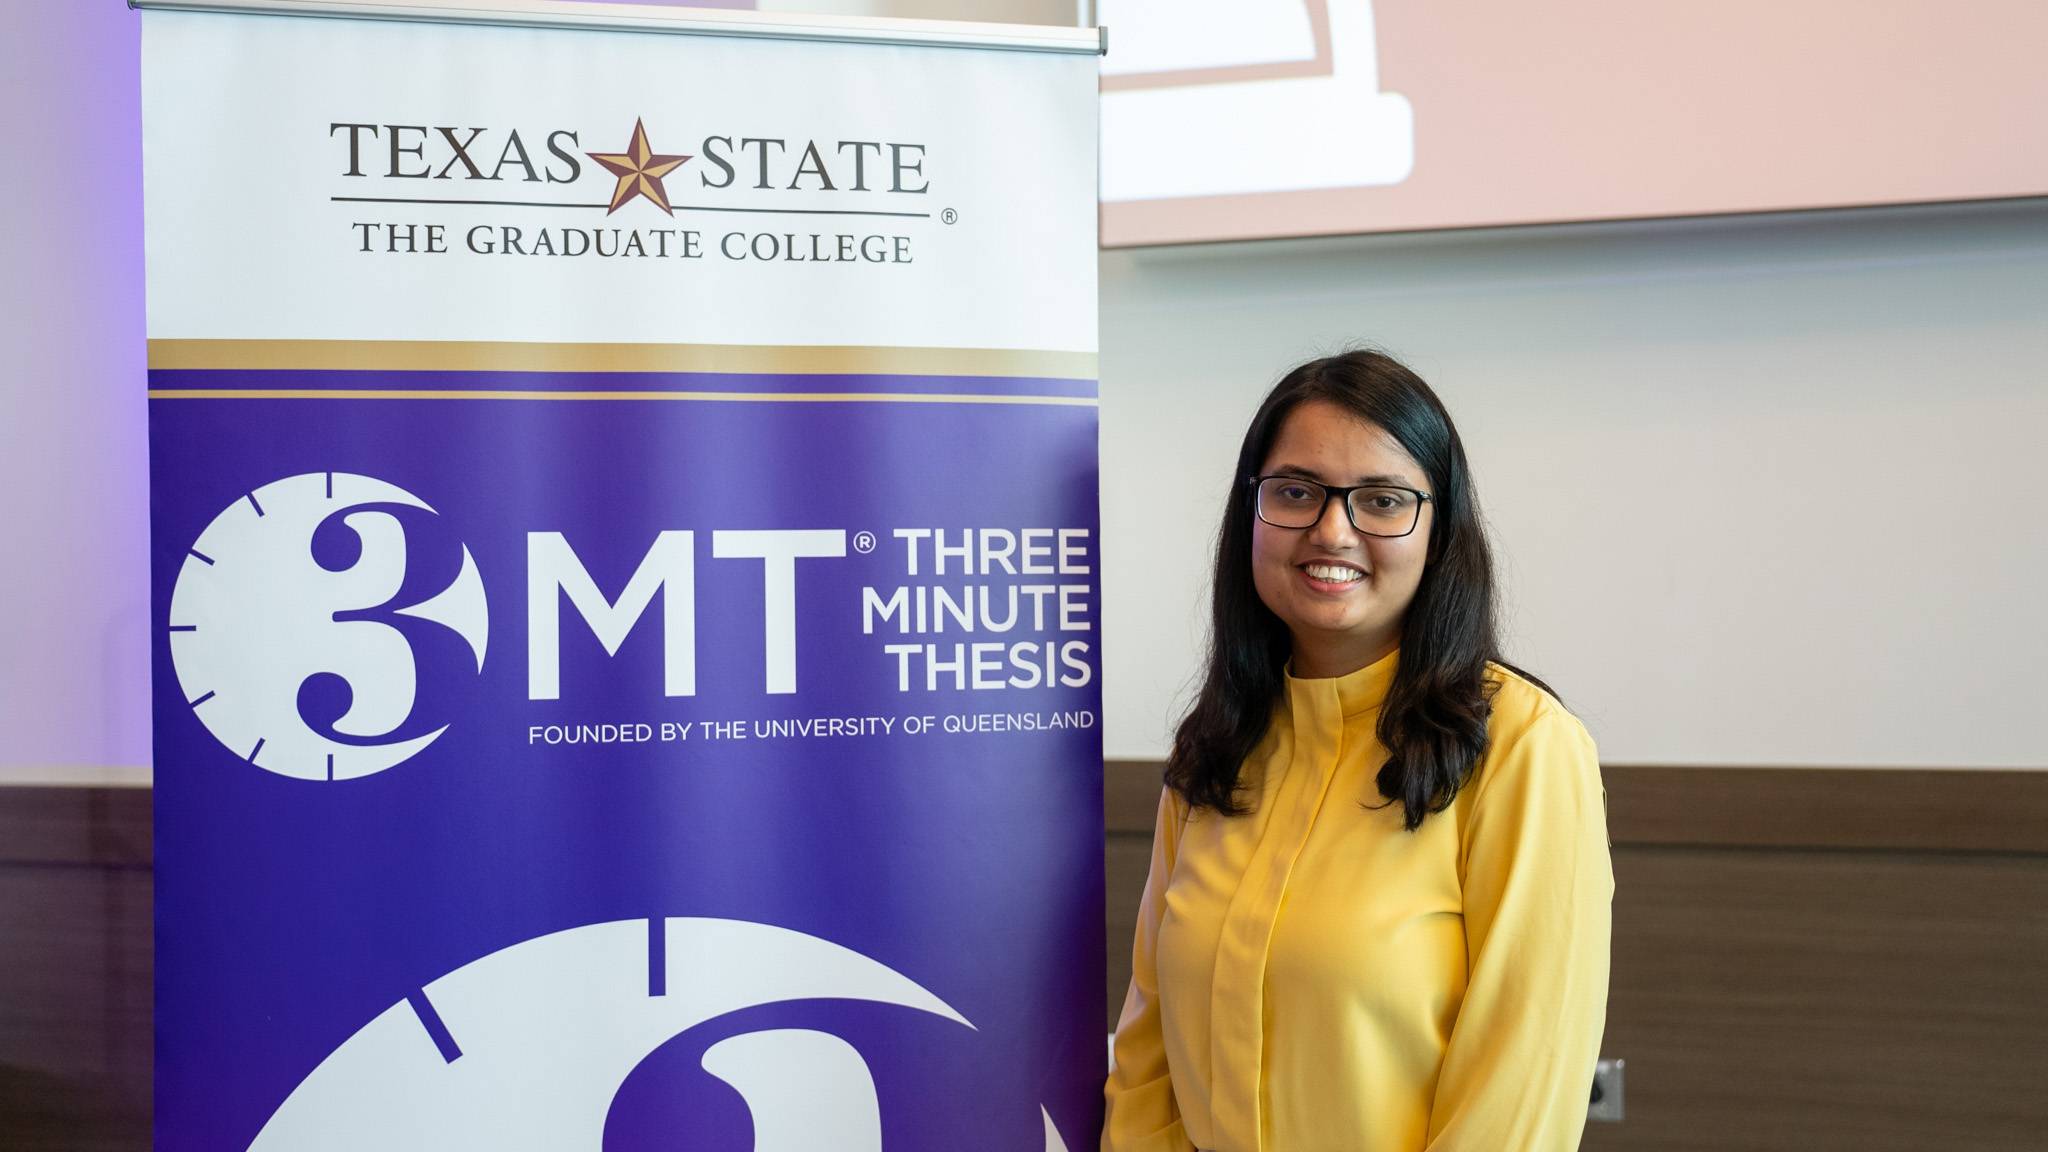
[1103,351,1612,1152]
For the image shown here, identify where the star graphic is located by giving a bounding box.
[586,119,691,215]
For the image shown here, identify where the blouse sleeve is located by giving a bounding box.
[1424,712,1614,1151]
[1101,787,1196,1152]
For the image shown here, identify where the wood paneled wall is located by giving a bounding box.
[1105,762,2048,1150]
[0,787,151,1152]
[5,769,2044,1149]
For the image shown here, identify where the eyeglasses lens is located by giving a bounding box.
[1256,477,1419,537]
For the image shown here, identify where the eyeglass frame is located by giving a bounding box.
[1247,474,1435,538]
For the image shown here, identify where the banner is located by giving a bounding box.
[142,6,1102,1149]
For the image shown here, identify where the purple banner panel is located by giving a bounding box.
[151,372,1104,1150]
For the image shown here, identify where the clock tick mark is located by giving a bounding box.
[407,990,463,1063]
[648,917,667,998]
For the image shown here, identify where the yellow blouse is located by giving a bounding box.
[1103,651,1613,1152]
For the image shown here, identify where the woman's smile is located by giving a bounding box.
[1297,558,1367,592]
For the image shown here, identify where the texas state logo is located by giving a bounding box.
[166,471,488,779]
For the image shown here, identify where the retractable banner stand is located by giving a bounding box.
[140,4,1103,1148]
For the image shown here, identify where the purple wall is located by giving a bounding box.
[0,1,151,784]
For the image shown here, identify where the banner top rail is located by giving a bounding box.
[130,0,1108,55]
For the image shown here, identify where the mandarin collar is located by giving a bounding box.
[1284,647,1399,719]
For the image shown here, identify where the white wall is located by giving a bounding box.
[1098,199,2048,767]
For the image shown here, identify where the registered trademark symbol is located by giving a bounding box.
[854,531,878,554]
[940,208,958,225]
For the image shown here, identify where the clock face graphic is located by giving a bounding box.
[247,918,1074,1152]
[167,471,488,780]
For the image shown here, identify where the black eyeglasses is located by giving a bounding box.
[1249,475,1433,538]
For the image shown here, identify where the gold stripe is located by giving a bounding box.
[147,389,1097,407]
[147,339,1098,379]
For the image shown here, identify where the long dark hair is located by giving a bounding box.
[1166,349,1547,830]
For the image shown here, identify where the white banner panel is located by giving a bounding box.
[144,8,1098,352]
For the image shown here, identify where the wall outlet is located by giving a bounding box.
[1589,1058,1625,1122]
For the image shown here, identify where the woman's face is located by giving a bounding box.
[1251,399,1435,678]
